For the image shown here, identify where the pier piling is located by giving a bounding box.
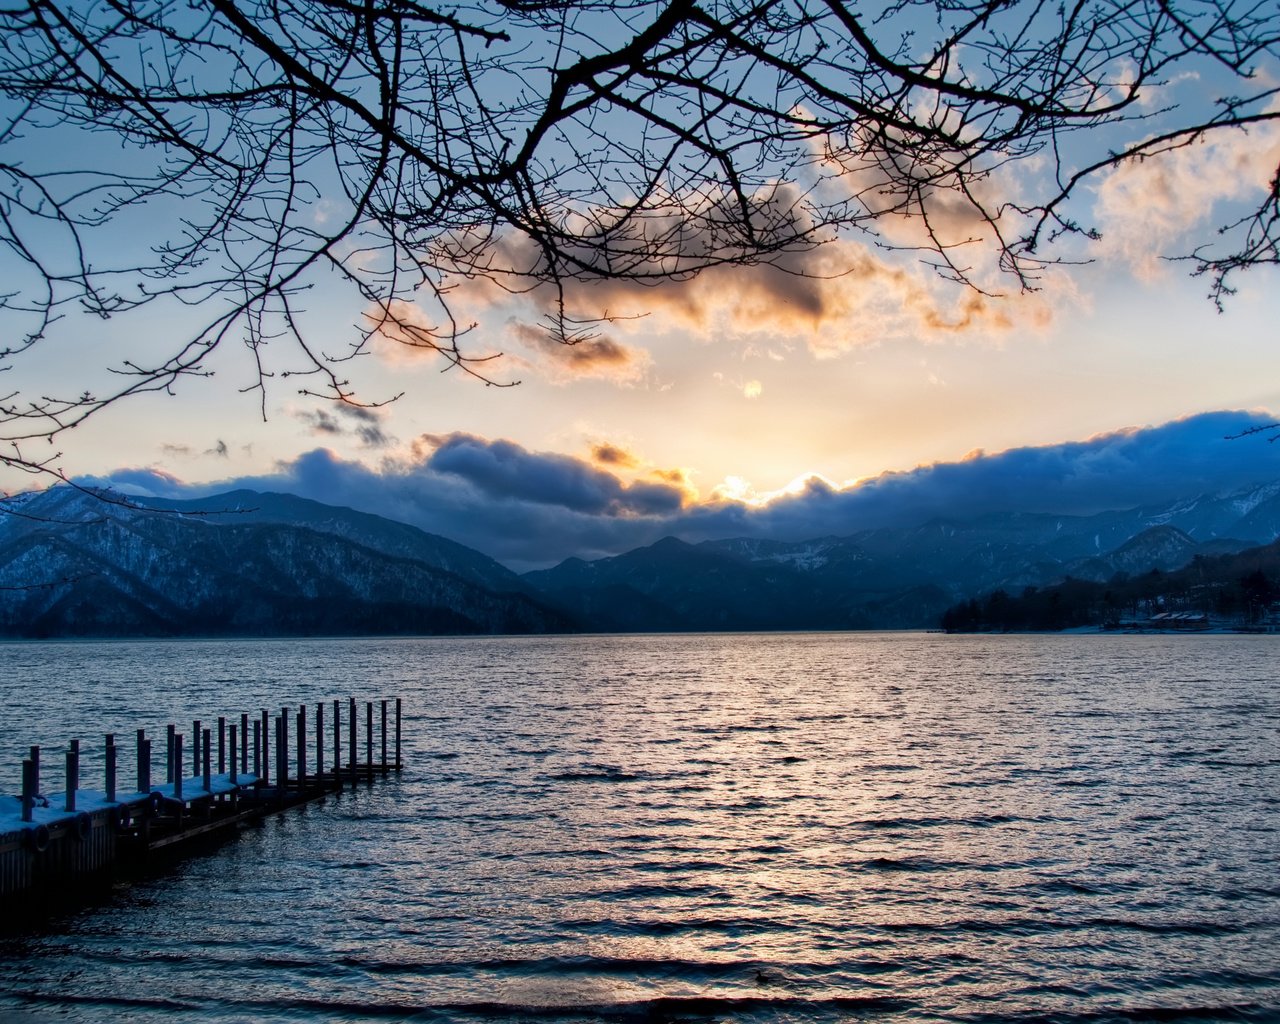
[20,760,34,823]
[296,707,306,789]
[105,735,117,804]
[65,740,78,813]
[365,702,373,785]
[230,725,239,786]
[203,728,212,794]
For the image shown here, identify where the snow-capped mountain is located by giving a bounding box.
[0,487,570,637]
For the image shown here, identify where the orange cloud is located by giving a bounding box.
[434,183,1054,357]
[591,442,639,468]
[507,322,650,385]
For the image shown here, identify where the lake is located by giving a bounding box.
[0,632,1276,1022]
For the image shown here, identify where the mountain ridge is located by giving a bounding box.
[3,478,1279,635]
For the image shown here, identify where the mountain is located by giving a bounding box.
[524,536,847,631]
[525,481,1280,630]
[6,479,1279,637]
[127,488,534,596]
[0,487,572,637]
[941,538,1280,632]
[1062,525,1246,582]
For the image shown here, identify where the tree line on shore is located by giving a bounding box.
[941,541,1280,632]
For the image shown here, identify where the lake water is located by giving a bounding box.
[0,632,1276,1022]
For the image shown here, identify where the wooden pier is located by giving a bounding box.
[0,696,402,920]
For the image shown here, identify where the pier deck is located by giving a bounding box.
[1,696,401,920]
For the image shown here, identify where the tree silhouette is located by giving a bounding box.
[1,0,1277,479]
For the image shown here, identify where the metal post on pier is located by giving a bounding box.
[240,713,249,775]
[65,739,79,812]
[395,698,402,770]
[380,700,387,771]
[30,745,40,799]
[252,719,261,779]
[217,717,226,774]
[105,733,117,803]
[166,724,176,783]
[192,719,201,778]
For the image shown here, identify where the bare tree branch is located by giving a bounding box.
[0,0,1275,479]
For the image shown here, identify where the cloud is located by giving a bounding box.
[415,432,687,517]
[1093,107,1280,278]
[425,184,1055,364]
[591,443,639,468]
[506,322,650,384]
[296,404,394,449]
[84,410,1280,571]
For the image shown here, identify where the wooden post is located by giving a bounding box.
[275,716,286,792]
[166,724,176,783]
[240,712,249,775]
[203,728,212,793]
[365,701,373,784]
[348,697,356,781]
[380,700,387,771]
[136,730,148,793]
[174,734,184,800]
[217,716,226,774]
[230,725,239,785]
[30,744,40,797]
[333,698,341,792]
[139,736,151,793]
[21,759,34,823]
[395,698,402,770]
[261,709,270,785]
[296,706,306,788]
[65,739,79,812]
[316,702,324,785]
[280,707,289,787]
[192,719,201,777]
[105,733,117,803]
[253,719,261,779]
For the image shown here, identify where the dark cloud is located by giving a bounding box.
[297,404,394,449]
[421,432,685,516]
[205,440,229,458]
[591,443,638,468]
[84,410,1280,571]
[301,410,344,435]
[506,322,648,383]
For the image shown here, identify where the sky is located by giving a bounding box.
[2,6,1279,571]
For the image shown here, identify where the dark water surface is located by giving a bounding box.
[0,632,1276,1022]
